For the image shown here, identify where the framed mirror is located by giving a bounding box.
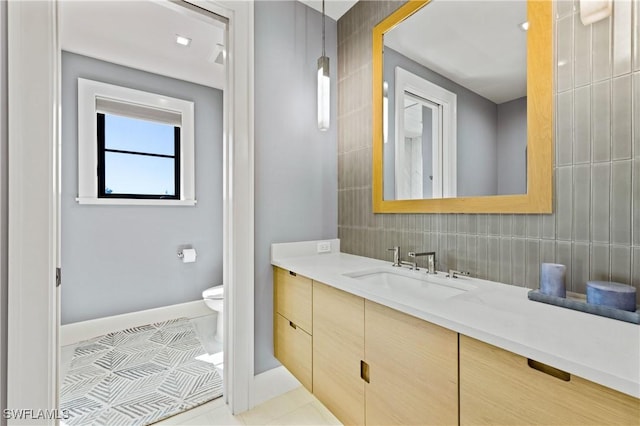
[372,0,552,213]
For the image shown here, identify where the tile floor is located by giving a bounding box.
[155,386,341,426]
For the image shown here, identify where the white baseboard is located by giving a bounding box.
[250,366,301,408]
[60,300,212,346]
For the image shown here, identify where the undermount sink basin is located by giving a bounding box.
[343,267,476,301]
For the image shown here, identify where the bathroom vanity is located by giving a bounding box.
[272,241,640,425]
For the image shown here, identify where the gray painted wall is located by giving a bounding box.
[422,106,433,198]
[0,2,7,423]
[61,52,223,324]
[497,96,527,195]
[338,0,640,297]
[254,1,337,374]
[383,47,498,199]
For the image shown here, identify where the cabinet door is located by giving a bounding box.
[460,335,640,425]
[274,313,312,391]
[364,300,458,426]
[274,267,312,334]
[313,281,365,426]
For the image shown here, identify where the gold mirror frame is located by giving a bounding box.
[372,0,552,213]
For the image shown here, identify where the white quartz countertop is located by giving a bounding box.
[271,241,640,398]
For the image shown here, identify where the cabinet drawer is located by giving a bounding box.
[274,312,312,391]
[274,267,312,334]
[460,335,640,425]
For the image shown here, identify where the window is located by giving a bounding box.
[77,78,195,205]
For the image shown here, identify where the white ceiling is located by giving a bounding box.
[299,0,358,20]
[384,0,527,104]
[60,1,226,90]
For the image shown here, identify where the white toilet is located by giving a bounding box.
[202,285,224,342]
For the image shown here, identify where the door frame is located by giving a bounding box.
[6,0,255,419]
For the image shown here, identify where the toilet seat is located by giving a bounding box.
[203,285,224,300]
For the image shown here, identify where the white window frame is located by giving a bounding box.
[77,78,196,206]
[394,67,457,198]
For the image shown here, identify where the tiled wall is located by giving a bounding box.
[337,0,640,294]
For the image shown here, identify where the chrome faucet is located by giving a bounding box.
[387,246,401,267]
[447,269,471,279]
[399,258,418,271]
[409,251,437,274]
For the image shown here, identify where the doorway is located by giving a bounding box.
[6,0,255,419]
[57,2,227,423]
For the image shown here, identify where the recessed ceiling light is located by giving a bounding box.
[519,21,530,31]
[176,35,191,46]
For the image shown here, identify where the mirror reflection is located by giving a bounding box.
[383,0,528,201]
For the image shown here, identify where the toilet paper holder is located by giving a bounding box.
[177,247,197,263]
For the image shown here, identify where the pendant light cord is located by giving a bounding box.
[322,0,326,57]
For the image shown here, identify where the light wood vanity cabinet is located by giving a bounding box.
[365,300,458,425]
[312,281,458,426]
[274,267,640,425]
[312,281,365,425]
[460,335,640,425]
[273,267,312,391]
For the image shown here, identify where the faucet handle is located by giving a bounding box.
[447,269,471,279]
[387,246,401,267]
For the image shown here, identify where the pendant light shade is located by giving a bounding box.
[317,0,330,131]
[318,56,330,131]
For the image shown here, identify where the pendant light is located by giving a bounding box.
[317,0,330,131]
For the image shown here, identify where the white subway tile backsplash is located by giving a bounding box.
[338,0,637,297]
[612,75,632,160]
[541,240,557,264]
[573,165,591,241]
[611,160,632,245]
[572,242,590,293]
[634,73,640,158]
[591,244,611,281]
[611,245,631,284]
[557,167,573,240]
[500,214,513,237]
[612,0,632,77]
[634,159,640,246]
[591,162,611,243]
[557,15,574,92]
[557,241,573,288]
[487,237,500,282]
[557,91,574,165]
[574,12,592,87]
[467,235,478,274]
[476,235,488,280]
[556,0,575,20]
[573,85,591,164]
[512,239,526,286]
[527,215,540,239]
[632,247,640,290]
[592,16,612,82]
[525,239,540,289]
[499,239,512,284]
[513,215,526,238]
[591,80,612,162]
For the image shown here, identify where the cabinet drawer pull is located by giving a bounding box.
[527,359,570,382]
[289,271,297,277]
[360,360,370,383]
[289,321,297,330]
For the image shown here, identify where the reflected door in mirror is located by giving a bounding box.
[382,0,528,201]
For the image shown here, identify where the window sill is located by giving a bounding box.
[76,197,197,206]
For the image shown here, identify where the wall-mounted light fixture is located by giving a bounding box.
[579,0,611,25]
[317,0,330,131]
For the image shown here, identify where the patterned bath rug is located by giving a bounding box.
[60,317,222,426]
